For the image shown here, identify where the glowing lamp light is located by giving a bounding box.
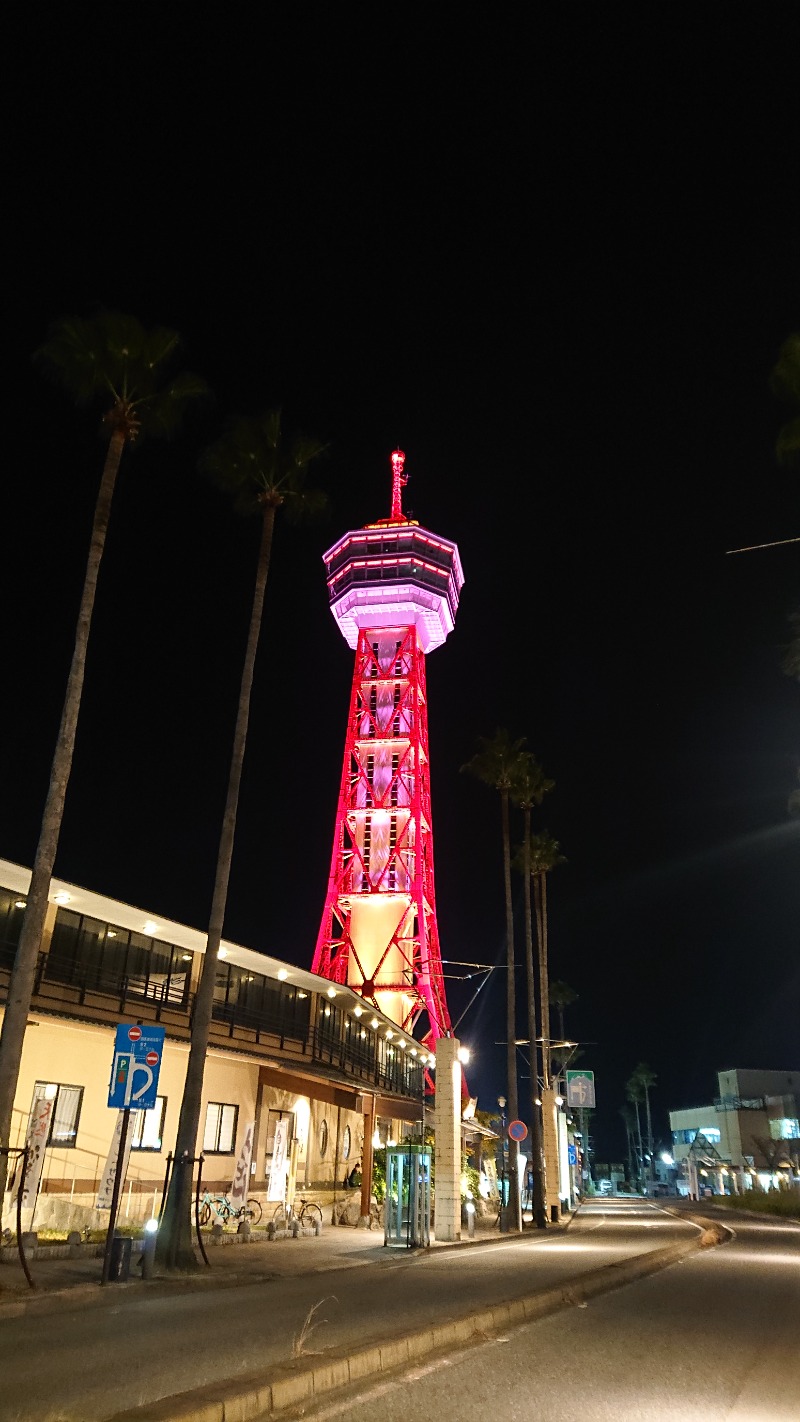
[555,1095,564,1106]
[144,1218,159,1234]
[660,1152,674,1166]
[410,1048,417,1057]
[107,930,117,939]
[53,892,71,905]
[370,1018,380,1029]
[457,1046,470,1065]
[217,947,229,959]
[386,1030,394,1040]
[372,1129,382,1148]
[143,921,159,936]
[353,1005,363,1017]
[327,987,337,998]
[14,900,26,909]
[277,969,289,981]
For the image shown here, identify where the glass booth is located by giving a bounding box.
[384,1143,431,1248]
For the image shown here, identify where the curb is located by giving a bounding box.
[105,1217,729,1422]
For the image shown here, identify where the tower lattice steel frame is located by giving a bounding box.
[312,452,464,1048]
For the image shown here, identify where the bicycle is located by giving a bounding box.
[198,1191,263,1226]
[269,1196,323,1230]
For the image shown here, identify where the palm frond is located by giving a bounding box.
[199,409,326,519]
[461,728,529,790]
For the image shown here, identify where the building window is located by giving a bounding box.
[203,1102,238,1154]
[319,1118,329,1158]
[31,1082,83,1148]
[131,1096,167,1151]
[342,1125,351,1161]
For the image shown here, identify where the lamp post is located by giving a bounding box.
[498,1095,508,1232]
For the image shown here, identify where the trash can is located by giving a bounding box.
[108,1235,132,1283]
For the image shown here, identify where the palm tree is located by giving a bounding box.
[527,832,564,1091]
[156,409,326,1268]
[511,756,553,1229]
[770,331,800,467]
[462,729,530,1231]
[619,1103,637,1187]
[631,1062,657,1184]
[0,312,207,1198]
[549,979,578,1080]
[625,1073,645,1189]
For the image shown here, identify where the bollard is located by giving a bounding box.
[67,1230,82,1259]
[141,1219,158,1279]
[465,1202,476,1238]
[314,1219,322,1236]
[237,1219,251,1241]
[291,1218,302,1238]
[211,1222,224,1245]
[267,1219,277,1240]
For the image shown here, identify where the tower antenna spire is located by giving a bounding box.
[390,447,408,521]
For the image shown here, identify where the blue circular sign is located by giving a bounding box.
[508,1119,528,1142]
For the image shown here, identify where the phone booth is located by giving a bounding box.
[384,1143,431,1248]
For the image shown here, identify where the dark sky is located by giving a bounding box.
[3,10,799,1161]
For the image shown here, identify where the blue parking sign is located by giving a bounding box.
[108,1024,165,1110]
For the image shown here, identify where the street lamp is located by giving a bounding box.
[498,1095,508,1232]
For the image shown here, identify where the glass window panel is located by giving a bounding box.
[131,1096,166,1150]
[32,1081,82,1147]
[219,1104,237,1153]
[204,1103,221,1152]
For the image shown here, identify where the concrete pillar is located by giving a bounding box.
[541,1086,561,1218]
[434,1037,461,1242]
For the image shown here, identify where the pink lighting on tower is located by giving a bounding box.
[390,447,408,521]
[312,450,464,1051]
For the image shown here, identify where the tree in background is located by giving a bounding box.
[462,729,530,1231]
[619,1103,638,1187]
[527,832,565,1092]
[0,312,208,1198]
[511,755,554,1229]
[549,979,579,1079]
[625,1073,646,1188]
[156,410,326,1268]
[770,331,800,467]
[631,1062,657,1184]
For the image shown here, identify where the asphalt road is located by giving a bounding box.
[295,1202,800,1422]
[0,1200,695,1421]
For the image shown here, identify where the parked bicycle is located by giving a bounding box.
[269,1196,323,1230]
[198,1191,263,1226]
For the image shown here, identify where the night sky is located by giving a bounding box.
[3,10,799,1162]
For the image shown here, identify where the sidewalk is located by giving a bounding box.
[0,1211,524,1316]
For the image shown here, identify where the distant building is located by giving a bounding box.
[669,1067,800,1195]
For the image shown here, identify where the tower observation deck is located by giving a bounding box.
[312,451,464,1046]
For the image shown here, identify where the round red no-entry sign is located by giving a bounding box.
[508,1119,528,1142]
[145,1050,159,1066]
[127,1026,142,1041]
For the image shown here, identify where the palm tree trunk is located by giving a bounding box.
[644,1086,655,1183]
[534,874,550,1089]
[522,814,547,1229]
[633,1099,644,1187]
[156,504,276,1269]
[0,430,125,1200]
[500,787,521,1231]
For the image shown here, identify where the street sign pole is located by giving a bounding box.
[100,1107,131,1286]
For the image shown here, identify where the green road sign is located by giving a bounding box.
[566,1070,596,1108]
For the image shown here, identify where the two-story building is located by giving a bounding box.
[669,1067,800,1195]
[1,859,428,1231]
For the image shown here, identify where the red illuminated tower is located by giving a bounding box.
[312,451,464,1048]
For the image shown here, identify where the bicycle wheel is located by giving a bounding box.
[271,1203,288,1229]
[244,1198,262,1224]
[216,1197,232,1223]
[301,1202,323,1227]
[198,1200,211,1227]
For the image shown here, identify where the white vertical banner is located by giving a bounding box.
[21,1097,54,1209]
[267,1117,290,1202]
[97,1110,134,1210]
[229,1120,255,1208]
